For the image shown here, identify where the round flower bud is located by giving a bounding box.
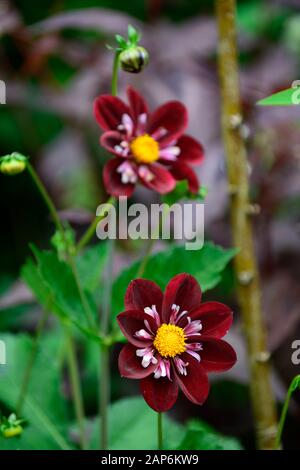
[0,152,27,175]
[119,46,149,74]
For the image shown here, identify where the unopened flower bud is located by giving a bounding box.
[0,152,27,175]
[119,47,149,74]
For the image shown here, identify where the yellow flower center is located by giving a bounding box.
[130,134,159,164]
[153,324,186,358]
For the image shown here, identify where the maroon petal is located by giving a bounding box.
[200,338,237,372]
[103,158,135,197]
[119,344,156,379]
[162,274,202,323]
[189,302,233,339]
[139,164,176,194]
[125,279,163,314]
[117,310,153,347]
[140,375,178,412]
[127,86,148,124]
[94,95,130,131]
[100,131,128,157]
[177,135,204,163]
[147,101,188,147]
[169,161,199,193]
[174,354,210,405]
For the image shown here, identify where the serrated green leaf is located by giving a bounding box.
[257,87,300,106]
[21,247,103,342]
[76,242,108,293]
[111,242,237,324]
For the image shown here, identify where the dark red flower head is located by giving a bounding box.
[117,273,237,412]
[94,87,204,196]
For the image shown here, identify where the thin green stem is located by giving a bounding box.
[111,51,121,96]
[157,412,163,450]
[99,239,114,449]
[76,196,116,253]
[276,375,300,449]
[27,163,64,237]
[65,327,86,450]
[16,309,49,416]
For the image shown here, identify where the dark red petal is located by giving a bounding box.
[189,302,233,339]
[140,375,178,412]
[169,161,199,193]
[162,274,202,323]
[200,338,237,372]
[139,164,176,194]
[119,344,156,379]
[117,310,153,347]
[174,354,210,405]
[100,131,127,157]
[127,86,148,124]
[103,158,135,197]
[94,95,130,131]
[177,135,204,163]
[147,101,188,147]
[125,279,163,315]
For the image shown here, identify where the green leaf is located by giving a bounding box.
[257,87,300,106]
[90,397,182,450]
[290,375,300,392]
[0,333,71,450]
[76,242,108,293]
[21,247,102,342]
[176,419,242,450]
[112,242,237,324]
[162,181,207,205]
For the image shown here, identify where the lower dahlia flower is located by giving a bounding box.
[94,87,204,196]
[117,274,237,412]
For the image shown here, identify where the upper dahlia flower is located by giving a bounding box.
[94,87,204,196]
[117,273,237,412]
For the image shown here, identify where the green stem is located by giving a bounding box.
[111,51,121,96]
[275,375,300,449]
[27,163,64,237]
[65,327,86,450]
[99,239,114,449]
[76,196,116,253]
[157,412,163,450]
[16,309,49,416]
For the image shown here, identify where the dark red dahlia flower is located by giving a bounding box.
[94,87,204,196]
[117,273,237,412]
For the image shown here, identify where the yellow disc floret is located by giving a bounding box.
[130,134,159,164]
[153,324,186,358]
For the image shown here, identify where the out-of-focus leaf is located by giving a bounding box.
[112,242,237,325]
[176,419,243,450]
[257,87,300,106]
[0,333,71,450]
[90,396,182,450]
